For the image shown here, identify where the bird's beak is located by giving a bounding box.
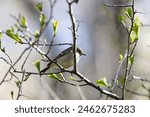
[82,53,86,56]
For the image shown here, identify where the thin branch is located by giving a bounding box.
[1,50,13,64]
[45,0,58,55]
[126,88,149,98]
[21,42,72,46]
[14,68,121,99]
[32,0,57,45]
[0,57,14,70]
[66,0,78,72]
[132,76,150,83]
[111,52,127,90]
[105,4,132,8]
[16,70,25,100]
[122,0,135,99]
[21,48,32,71]
[75,72,121,100]
[46,34,55,55]
[0,46,31,86]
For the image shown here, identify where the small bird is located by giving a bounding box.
[40,46,85,73]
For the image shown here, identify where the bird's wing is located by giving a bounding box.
[47,47,72,66]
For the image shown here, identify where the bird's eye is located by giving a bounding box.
[78,50,81,53]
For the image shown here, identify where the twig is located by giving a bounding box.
[111,52,127,90]
[46,34,55,55]
[105,4,132,8]
[45,0,58,55]
[32,0,57,45]
[75,72,121,99]
[14,68,121,99]
[1,50,13,64]
[126,88,149,98]
[16,70,25,100]
[132,76,150,83]
[66,0,78,72]
[21,42,72,46]
[122,0,135,99]
[21,48,32,71]
[0,47,31,86]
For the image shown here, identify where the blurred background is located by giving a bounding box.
[0,0,150,99]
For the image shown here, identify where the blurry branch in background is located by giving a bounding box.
[126,88,150,99]
[132,76,150,83]
[111,53,127,91]
[127,76,150,99]
[106,0,138,99]
[106,0,150,99]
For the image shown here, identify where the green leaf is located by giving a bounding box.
[118,15,124,22]
[58,73,64,80]
[15,81,20,88]
[20,16,27,28]
[130,31,138,43]
[108,83,112,88]
[116,79,119,86]
[130,17,142,43]
[48,74,59,80]
[34,30,39,39]
[52,20,58,36]
[11,26,14,32]
[35,2,43,12]
[128,55,134,65]
[119,54,123,63]
[133,18,142,34]
[34,60,41,72]
[125,7,133,18]
[118,76,125,85]
[39,13,46,29]
[6,29,23,44]
[69,76,76,81]
[96,77,108,87]
[10,91,14,99]
[0,31,2,38]
[133,22,139,35]
[118,15,125,26]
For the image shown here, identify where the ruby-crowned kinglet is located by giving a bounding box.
[41,46,85,73]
